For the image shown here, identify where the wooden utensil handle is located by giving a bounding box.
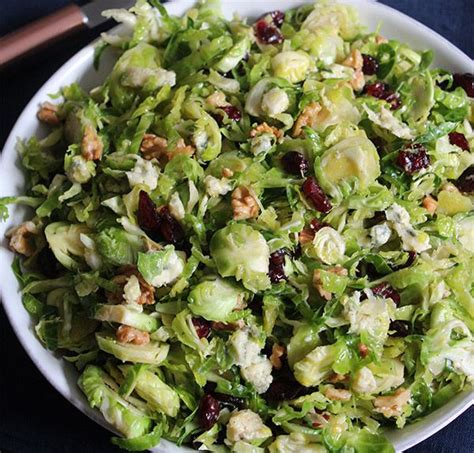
[0,4,86,67]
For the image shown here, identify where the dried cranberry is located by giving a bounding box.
[389,320,411,337]
[364,211,387,228]
[364,81,401,110]
[247,296,263,315]
[452,73,474,97]
[138,191,162,239]
[454,166,474,194]
[396,143,430,175]
[221,105,242,122]
[310,218,327,233]
[265,379,305,402]
[362,54,379,75]
[394,251,417,271]
[192,318,211,339]
[302,177,332,213]
[372,282,401,305]
[258,10,285,28]
[449,132,470,151]
[254,20,283,45]
[269,249,287,283]
[213,393,245,410]
[158,206,185,245]
[281,151,309,176]
[198,394,220,430]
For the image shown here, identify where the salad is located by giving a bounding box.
[1,0,473,451]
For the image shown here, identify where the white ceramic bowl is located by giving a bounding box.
[0,1,472,451]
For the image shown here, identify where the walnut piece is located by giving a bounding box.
[422,195,438,214]
[375,35,388,45]
[222,167,234,178]
[374,388,411,418]
[116,325,150,345]
[140,133,168,160]
[299,227,315,245]
[270,344,285,369]
[37,102,61,126]
[107,266,155,305]
[6,221,40,257]
[293,102,323,137]
[325,387,352,402]
[211,320,246,331]
[81,124,103,161]
[250,122,283,141]
[231,186,260,220]
[327,373,348,384]
[140,134,195,164]
[313,269,332,301]
[342,49,365,91]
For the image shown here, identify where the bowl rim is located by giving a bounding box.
[0,1,472,452]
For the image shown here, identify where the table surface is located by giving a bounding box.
[0,1,473,452]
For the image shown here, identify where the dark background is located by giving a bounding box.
[0,1,473,452]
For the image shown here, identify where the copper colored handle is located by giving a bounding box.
[0,4,86,67]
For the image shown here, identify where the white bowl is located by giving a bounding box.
[0,1,472,451]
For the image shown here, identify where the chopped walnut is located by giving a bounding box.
[375,35,389,45]
[116,325,150,345]
[293,102,323,137]
[330,265,348,277]
[422,196,438,214]
[37,102,61,126]
[81,124,103,161]
[342,49,365,91]
[107,266,155,305]
[325,387,352,402]
[168,138,195,160]
[231,186,260,220]
[313,269,332,301]
[374,388,411,418]
[328,373,348,384]
[250,122,283,141]
[206,91,229,108]
[358,343,369,358]
[6,221,40,257]
[140,133,168,161]
[222,167,234,178]
[299,227,315,245]
[140,134,195,164]
[270,344,285,369]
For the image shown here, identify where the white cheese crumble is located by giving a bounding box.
[226,410,271,444]
[370,222,392,247]
[168,192,185,220]
[123,274,142,306]
[150,250,185,288]
[204,175,232,198]
[126,157,159,190]
[386,204,431,253]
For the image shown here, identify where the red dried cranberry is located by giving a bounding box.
[221,105,242,122]
[257,10,285,28]
[158,206,185,245]
[389,320,411,337]
[364,211,387,228]
[396,143,430,175]
[452,73,474,97]
[302,177,332,213]
[269,249,287,283]
[198,394,220,430]
[364,81,387,98]
[254,20,283,45]
[310,218,327,233]
[449,132,470,151]
[213,393,245,410]
[364,81,401,110]
[394,251,417,271]
[265,379,305,402]
[372,282,401,305]
[192,318,211,339]
[281,151,309,176]
[454,166,474,194]
[138,191,162,239]
[362,54,379,75]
